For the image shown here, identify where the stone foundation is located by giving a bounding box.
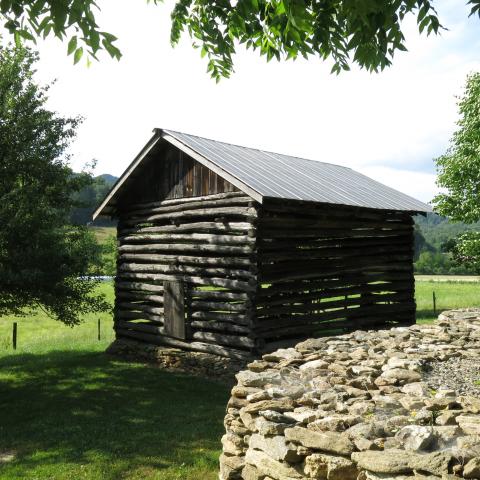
[106,338,246,384]
[220,309,480,480]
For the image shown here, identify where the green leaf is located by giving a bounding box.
[73,47,83,64]
[67,36,77,55]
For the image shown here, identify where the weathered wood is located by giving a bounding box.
[119,262,254,279]
[119,272,256,292]
[190,300,246,312]
[116,291,164,304]
[127,195,252,217]
[190,320,251,335]
[116,320,165,335]
[118,243,254,255]
[118,302,163,315]
[116,328,251,359]
[190,290,249,301]
[116,311,164,323]
[120,233,255,245]
[118,252,254,267]
[164,280,186,340]
[190,311,250,325]
[192,331,256,349]
[123,206,258,226]
[116,281,164,293]
[120,221,254,236]
[123,191,248,212]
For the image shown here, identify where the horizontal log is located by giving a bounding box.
[118,253,254,268]
[190,300,247,312]
[190,311,250,325]
[190,290,249,301]
[260,263,412,284]
[116,310,164,323]
[116,291,164,304]
[262,199,416,221]
[258,244,412,263]
[192,331,256,349]
[123,206,258,226]
[117,302,164,315]
[119,221,254,236]
[116,320,165,335]
[256,281,413,307]
[256,291,413,317]
[254,302,416,333]
[123,191,248,212]
[118,262,254,280]
[118,273,256,292]
[116,281,164,293]
[120,233,255,245]
[190,320,251,335]
[127,195,252,218]
[115,328,252,359]
[257,272,414,297]
[118,243,254,255]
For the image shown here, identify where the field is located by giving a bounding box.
[0,278,478,479]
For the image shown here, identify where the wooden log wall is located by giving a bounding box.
[255,199,416,351]
[114,191,259,360]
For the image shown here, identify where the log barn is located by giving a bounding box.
[94,129,431,360]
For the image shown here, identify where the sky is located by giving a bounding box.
[27,0,480,204]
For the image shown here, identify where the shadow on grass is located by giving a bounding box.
[0,350,230,479]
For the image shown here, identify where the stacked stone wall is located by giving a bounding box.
[220,309,480,480]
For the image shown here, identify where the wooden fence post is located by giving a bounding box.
[98,319,101,341]
[12,322,17,350]
[433,291,437,317]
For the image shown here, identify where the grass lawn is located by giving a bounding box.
[0,278,478,479]
[89,226,116,244]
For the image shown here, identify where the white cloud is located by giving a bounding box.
[17,0,480,201]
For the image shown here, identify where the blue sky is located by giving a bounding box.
[24,0,480,203]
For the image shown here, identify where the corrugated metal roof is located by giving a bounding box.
[93,128,431,219]
[163,129,431,212]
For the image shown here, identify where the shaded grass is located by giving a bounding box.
[89,226,116,244]
[0,350,229,480]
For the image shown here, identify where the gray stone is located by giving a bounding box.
[457,415,480,435]
[244,398,295,414]
[236,370,282,388]
[219,453,244,480]
[376,368,422,386]
[255,417,290,436]
[351,450,412,474]
[285,426,355,456]
[464,457,480,479]
[249,433,301,463]
[244,449,304,479]
[263,348,302,363]
[299,359,329,371]
[409,451,454,476]
[401,382,430,397]
[395,426,435,452]
[345,422,385,441]
[304,453,358,480]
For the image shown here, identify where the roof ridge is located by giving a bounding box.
[162,128,353,171]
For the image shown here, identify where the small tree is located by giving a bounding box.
[0,45,109,325]
[433,72,480,274]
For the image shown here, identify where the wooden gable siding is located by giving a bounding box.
[118,143,239,209]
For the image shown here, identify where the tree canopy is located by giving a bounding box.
[433,72,480,273]
[0,45,109,324]
[1,0,480,79]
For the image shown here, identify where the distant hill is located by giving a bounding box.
[414,212,480,274]
[70,174,118,227]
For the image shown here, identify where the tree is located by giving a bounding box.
[1,0,480,80]
[0,45,109,325]
[432,72,480,273]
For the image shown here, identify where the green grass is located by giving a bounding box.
[415,280,479,324]
[89,226,116,244]
[0,282,229,480]
[0,279,478,479]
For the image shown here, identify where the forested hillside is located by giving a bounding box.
[414,213,480,274]
[70,174,117,226]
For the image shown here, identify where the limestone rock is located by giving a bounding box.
[219,453,244,480]
[244,449,304,479]
[457,415,480,435]
[304,453,358,480]
[285,426,355,456]
[351,450,412,474]
[463,457,480,479]
[249,434,302,463]
[236,370,281,388]
[395,426,435,452]
[244,398,295,414]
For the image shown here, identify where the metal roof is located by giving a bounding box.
[93,128,431,219]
